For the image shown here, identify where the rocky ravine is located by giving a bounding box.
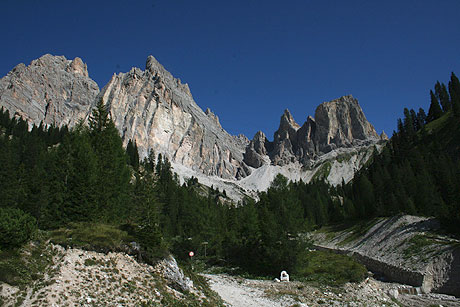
[0,54,386,198]
[310,215,460,298]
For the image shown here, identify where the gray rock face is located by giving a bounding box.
[0,54,99,127]
[244,131,270,168]
[244,95,380,168]
[99,55,249,179]
[380,131,389,141]
[155,255,194,293]
[314,95,379,153]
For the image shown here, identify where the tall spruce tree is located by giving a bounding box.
[427,90,443,122]
[88,99,131,222]
[435,81,451,112]
[448,72,460,116]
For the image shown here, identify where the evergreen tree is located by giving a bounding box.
[448,72,460,116]
[126,139,140,170]
[427,90,443,122]
[403,108,415,137]
[416,108,427,129]
[88,99,131,221]
[435,82,451,112]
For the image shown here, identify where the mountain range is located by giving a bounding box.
[0,54,387,198]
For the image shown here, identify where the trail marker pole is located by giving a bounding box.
[189,251,194,270]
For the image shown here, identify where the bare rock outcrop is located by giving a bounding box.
[0,54,99,127]
[314,95,379,153]
[244,95,380,169]
[99,55,249,179]
[244,131,271,168]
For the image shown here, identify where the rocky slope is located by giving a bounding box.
[310,215,460,297]
[0,54,99,127]
[0,243,223,306]
[0,54,385,197]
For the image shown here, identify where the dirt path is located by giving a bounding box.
[203,273,460,307]
[203,274,297,307]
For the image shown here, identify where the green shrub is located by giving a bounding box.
[295,250,367,286]
[49,222,131,252]
[0,207,37,248]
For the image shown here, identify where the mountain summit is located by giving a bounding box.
[0,54,99,127]
[245,95,380,168]
[99,55,249,179]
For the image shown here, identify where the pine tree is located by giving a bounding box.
[88,99,131,222]
[448,72,460,116]
[435,81,451,112]
[126,139,140,170]
[416,108,427,129]
[403,108,415,137]
[427,90,443,122]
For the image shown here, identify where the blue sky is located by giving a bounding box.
[1,0,460,140]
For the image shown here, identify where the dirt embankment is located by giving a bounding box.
[0,244,221,306]
[310,215,460,297]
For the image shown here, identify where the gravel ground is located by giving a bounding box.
[203,273,460,307]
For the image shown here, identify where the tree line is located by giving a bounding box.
[1,72,459,277]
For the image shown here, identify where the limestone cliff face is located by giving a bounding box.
[0,54,99,127]
[244,95,381,167]
[314,95,379,153]
[99,56,249,179]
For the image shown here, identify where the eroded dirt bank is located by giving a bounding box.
[310,215,460,297]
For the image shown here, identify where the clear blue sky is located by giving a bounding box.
[1,0,460,140]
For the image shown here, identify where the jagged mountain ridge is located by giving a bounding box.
[0,54,99,127]
[99,55,250,179]
[0,54,385,196]
[244,95,381,168]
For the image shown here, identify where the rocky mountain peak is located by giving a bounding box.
[205,108,221,127]
[244,130,271,168]
[66,57,89,77]
[0,54,99,127]
[380,131,389,141]
[314,95,379,153]
[243,95,382,168]
[145,55,163,74]
[280,109,300,130]
[99,56,249,179]
[145,55,191,98]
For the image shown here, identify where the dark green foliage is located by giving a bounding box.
[435,81,451,112]
[0,233,54,287]
[449,72,460,117]
[0,208,37,248]
[127,139,140,170]
[347,107,460,234]
[89,100,131,222]
[49,222,132,253]
[428,90,443,122]
[295,250,367,286]
[416,108,427,130]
